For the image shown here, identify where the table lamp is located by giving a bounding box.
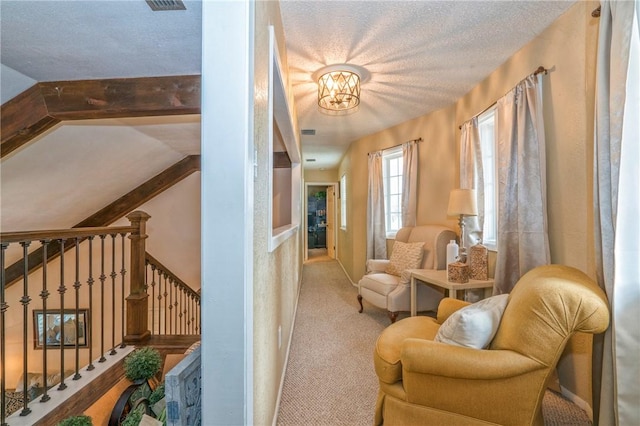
[447,188,478,261]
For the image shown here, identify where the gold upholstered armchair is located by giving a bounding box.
[373,264,610,426]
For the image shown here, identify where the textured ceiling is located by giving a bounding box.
[1,1,575,174]
[281,0,576,169]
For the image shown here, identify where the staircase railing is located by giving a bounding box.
[0,212,201,425]
[145,253,200,336]
[0,211,203,425]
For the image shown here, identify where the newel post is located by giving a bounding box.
[125,211,151,344]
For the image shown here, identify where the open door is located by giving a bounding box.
[305,182,338,262]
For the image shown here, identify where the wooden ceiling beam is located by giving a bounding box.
[0,84,60,157]
[1,75,201,158]
[2,155,201,287]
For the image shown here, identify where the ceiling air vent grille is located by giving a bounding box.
[146,0,186,11]
[301,129,316,136]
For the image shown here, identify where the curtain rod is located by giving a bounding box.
[368,138,422,155]
[457,65,548,129]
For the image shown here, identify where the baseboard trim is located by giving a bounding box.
[272,265,304,426]
[560,385,593,422]
[336,258,358,287]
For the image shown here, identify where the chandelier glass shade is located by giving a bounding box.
[317,69,361,113]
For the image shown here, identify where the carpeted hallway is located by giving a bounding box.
[276,260,591,425]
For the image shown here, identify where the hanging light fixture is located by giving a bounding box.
[315,64,367,115]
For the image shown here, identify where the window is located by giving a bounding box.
[340,174,347,230]
[382,147,403,237]
[478,108,497,250]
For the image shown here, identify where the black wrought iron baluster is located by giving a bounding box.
[39,240,51,402]
[190,294,193,335]
[179,289,184,334]
[57,238,67,391]
[99,235,107,362]
[86,236,95,371]
[150,264,156,335]
[182,290,187,334]
[195,297,200,334]
[120,233,127,348]
[73,238,82,380]
[19,241,33,415]
[156,269,163,335]
[163,273,168,334]
[109,234,117,355]
[1,242,9,426]
[173,281,179,334]
[168,277,173,334]
[186,293,192,334]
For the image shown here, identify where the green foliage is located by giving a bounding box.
[57,415,93,426]
[148,383,165,405]
[157,406,167,424]
[124,347,162,382]
[121,408,143,426]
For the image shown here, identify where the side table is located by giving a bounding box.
[408,269,494,316]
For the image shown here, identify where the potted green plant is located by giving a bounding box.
[123,347,162,384]
[57,415,93,426]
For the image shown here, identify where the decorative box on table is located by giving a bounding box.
[469,244,489,280]
[447,261,469,283]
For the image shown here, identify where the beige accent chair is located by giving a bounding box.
[357,225,457,323]
[373,264,610,426]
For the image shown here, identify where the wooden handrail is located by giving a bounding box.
[145,252,200,299]
[0,226,136,244]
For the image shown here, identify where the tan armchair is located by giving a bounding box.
[373,264,610,426]
[357,225,457,323]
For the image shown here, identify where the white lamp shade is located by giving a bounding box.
[447,189,478,216]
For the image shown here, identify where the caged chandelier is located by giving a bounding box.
[316,64,362,114]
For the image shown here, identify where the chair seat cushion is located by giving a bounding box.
[374,316,440,384]
[359,273,400,296]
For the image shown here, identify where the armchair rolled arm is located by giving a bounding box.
[401,338,543,380]
[366,259,390,274]
[435,298,470,324]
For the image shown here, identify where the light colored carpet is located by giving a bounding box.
[277,260,591,426]
[306,248,332,264]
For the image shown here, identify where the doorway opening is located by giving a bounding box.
[305,182,338,263]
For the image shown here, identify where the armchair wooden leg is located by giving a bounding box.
[388,311,399,323]
[357,295,364,313]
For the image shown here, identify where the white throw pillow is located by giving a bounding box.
[434,294,509,349]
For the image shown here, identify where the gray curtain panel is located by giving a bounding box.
[494,74,550,294]
[367,151,387,260]
[592,1,640,424]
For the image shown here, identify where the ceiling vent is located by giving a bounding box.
[306,158,316,162]
[146,0,186,11]
[301,129,316,136]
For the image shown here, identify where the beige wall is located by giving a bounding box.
[337,0,600,411]
[338,103,459,282]
[253,2,303,424]
[304,168,339,182]
[455,1,598,275]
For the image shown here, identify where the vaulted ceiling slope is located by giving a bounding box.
[1,1,202,233]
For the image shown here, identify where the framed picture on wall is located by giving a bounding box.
[33,309,89,349]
